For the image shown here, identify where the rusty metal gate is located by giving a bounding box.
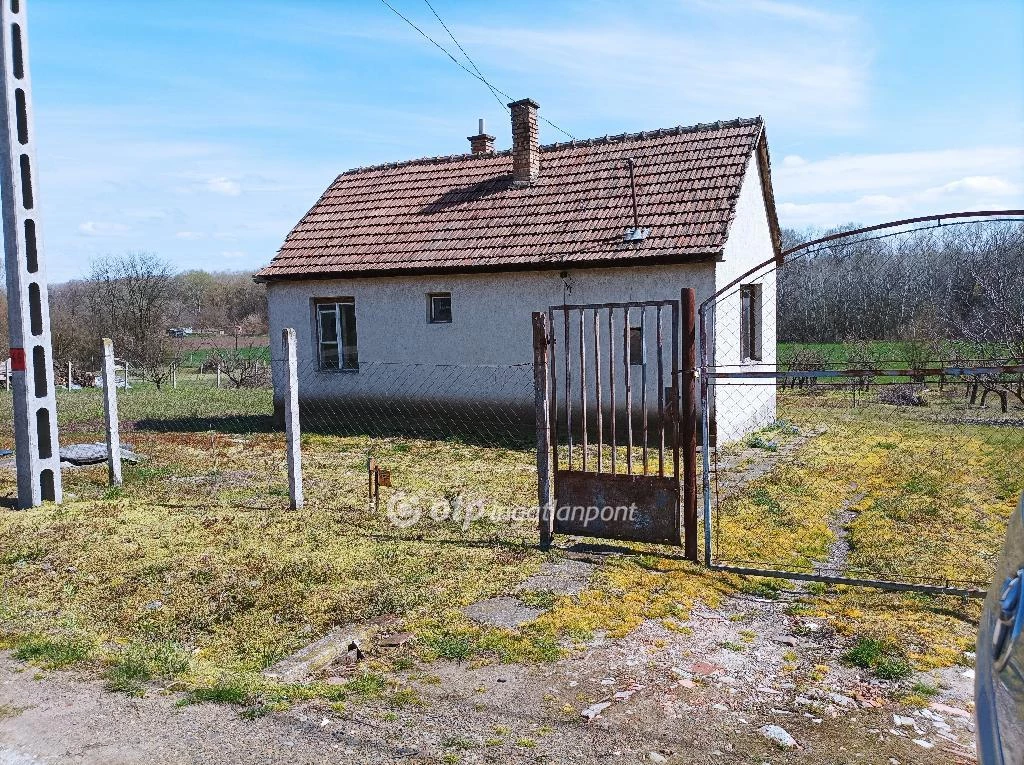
[533,291,698,557]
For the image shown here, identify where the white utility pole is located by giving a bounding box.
[0,0,61,506]
[101,338,122,486]
[283,328,303,510]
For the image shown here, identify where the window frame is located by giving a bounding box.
[314,297,359,372]
[427,292,453,324]
[739,283,763,362]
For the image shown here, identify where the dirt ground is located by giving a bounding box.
[0,573,978,765]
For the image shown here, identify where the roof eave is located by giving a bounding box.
[254,250,724,284]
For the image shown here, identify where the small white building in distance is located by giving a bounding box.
[255,100,781,444]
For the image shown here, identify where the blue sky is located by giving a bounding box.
[20,0,1024,281]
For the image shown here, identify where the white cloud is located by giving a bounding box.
[220,250,247,259]
[456,6,869,133]
[205,176,242,196]
[77,221,129,237]
[774,146,1024,197]
[782,155,807,167]
[742,0,849,27]
[924,175,1020,197]
[774,145,1024,227]
[174,231,205,240]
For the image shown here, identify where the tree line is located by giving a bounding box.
[1,251,268,384]
[777,219,1024,362]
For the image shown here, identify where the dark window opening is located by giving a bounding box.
[315,298,358,371]
[629,326,645,366]
[740,284,763,362]
[428,292,452,324]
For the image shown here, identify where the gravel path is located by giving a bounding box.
[0,585,979,764]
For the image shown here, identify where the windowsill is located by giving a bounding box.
[318,366,360,374]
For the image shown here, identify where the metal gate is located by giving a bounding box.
[699,210,1024,597]
[534,292,698,556]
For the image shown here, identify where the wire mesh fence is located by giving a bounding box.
[1,342,543,545]
[290,358,539,541]
[701,215,1024,592]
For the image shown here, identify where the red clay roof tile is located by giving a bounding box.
[255,117,770,281]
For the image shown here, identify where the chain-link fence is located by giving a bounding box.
[701,215,1024,593]
[290,357,538,540]
[14,339,542,546]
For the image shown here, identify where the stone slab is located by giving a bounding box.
[464,597,543,629]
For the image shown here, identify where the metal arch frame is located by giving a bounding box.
[698,209,1024,599]
[0,0,62,507]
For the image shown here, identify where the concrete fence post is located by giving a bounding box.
[283,328,303,510]
[3,358,8,390]
[171,364,177,390]
[101,338,122,486]
[216,363,222,389]
[67,360,72,391]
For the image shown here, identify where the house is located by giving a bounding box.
[255,100,781,443]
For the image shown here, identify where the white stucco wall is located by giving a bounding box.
[267,262,716,419]
[709,154,779,443]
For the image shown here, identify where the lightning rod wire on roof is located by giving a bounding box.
[379,0,576,141]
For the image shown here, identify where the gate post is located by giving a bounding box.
[681,289,698,561]
[532,312,553,548]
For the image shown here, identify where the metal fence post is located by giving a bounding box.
[532,312,553,547]
[101,338,122,486]
[681,289,698,561]
[699,304,714,566]
[283,328,303,510]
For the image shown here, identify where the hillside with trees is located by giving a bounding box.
[1,252,268,377]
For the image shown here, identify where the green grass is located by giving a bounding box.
[11,635,92,669]
[844,637,913,680]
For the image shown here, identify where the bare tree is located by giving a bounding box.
[87,251,176,364]
[207,346,271,389]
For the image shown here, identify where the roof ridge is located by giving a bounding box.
[340,116,762,177]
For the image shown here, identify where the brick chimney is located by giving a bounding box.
[509,98,540,185]
[468,118,495,154]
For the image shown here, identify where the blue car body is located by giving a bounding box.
[977,493,1024,764]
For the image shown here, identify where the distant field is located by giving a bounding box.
[778,341,1017,368]
[171,335,270,365]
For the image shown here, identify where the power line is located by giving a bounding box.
[379,0,575,141]
[421,0,507,114]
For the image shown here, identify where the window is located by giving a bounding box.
[428,292,452,324]
[628,326,645,366]
[740,284,762,362]
[315,299,358,371]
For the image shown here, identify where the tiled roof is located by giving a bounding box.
[255,116,777,281]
